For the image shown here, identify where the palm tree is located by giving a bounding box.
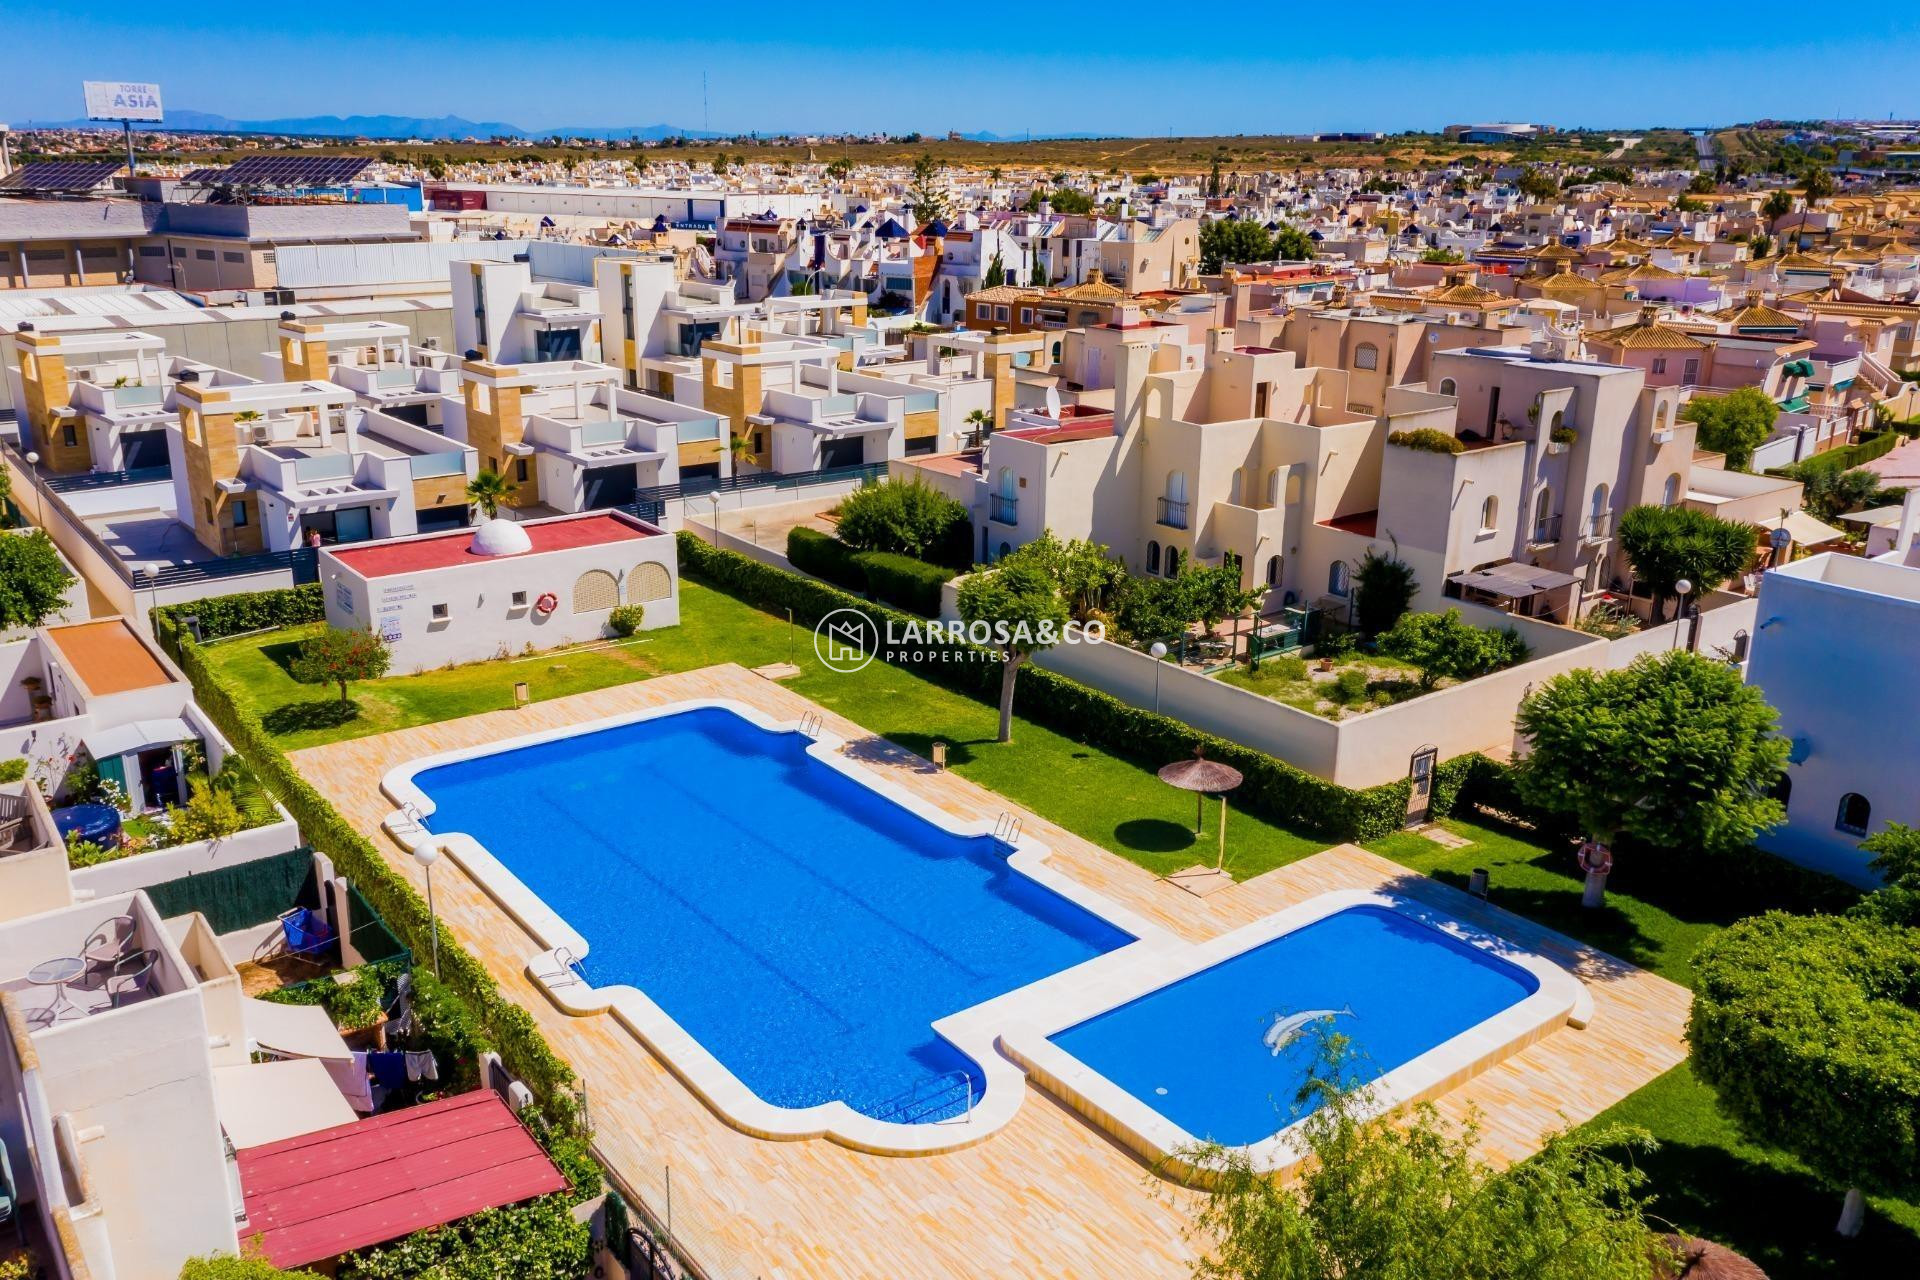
[728,428,757,472]
[466,470,512,520]
[964,408,993,448]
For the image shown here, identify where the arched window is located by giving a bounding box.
[1229,468,1244,505]
[1284,472,1303,505]
[1265,554,1281,586]
[1146,540,1161,575]
[1550,409,1565,433]
[629,561,673,602]
[1662,472,1682,507]
[1837,793,1871,837]
[1328,560,1351,597]
[1354,342,1380,371]
[572,569,620,613]
[1438,377,1457,398]
[1773,772,1791,813]
[1533,485,1554,540]
[1266,467,1282,506]
[1166,547,1184,576]
[996,467,1017,499]
[998,541,1012,561]
[1479,495,1498,532]
[1589,483,1610,533]
[1165,470,1188,503]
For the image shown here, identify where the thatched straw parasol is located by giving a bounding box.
[1157,746,1244,868]
[1653,1235,1769,1280]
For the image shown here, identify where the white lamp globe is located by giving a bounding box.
[413,842,442,869]
[1149,642,1169,659]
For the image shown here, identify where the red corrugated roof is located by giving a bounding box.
[326,511,658,579]
[238,1090,568,1269]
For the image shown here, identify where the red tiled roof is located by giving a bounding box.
[238,1090,568,1269]
[326,512,658,579]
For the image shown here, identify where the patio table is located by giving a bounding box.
[26,956,87,1026]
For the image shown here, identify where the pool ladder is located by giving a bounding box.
[392,801,426,838]
[797,711,825,740]
[872,1070,977,1126]
[992,812,1023,852]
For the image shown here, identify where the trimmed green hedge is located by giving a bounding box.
[1770,428,1900,478]
[852,550,952,617]
[786,526,866,592]
[153,603,584,1135]
[680,532,1505,843]
[169,582,326,639]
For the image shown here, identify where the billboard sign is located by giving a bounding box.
[83,81,164,123]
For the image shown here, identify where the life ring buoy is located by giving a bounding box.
[1577,841,1613,876]
[534,592,559,616]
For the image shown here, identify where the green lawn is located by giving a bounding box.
[1366,816,1919,1278]
[203,581,1325,880]
[1216,651,1426,719]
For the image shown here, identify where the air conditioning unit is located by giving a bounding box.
[421,336,441,351]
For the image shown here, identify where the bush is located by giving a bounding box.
[1380,609,1530,689]
[852,550,952,616]
[179,1256,323,1280]
[0,529,75,631]
[1331,669,1370,704]
[677,532,1517,843]
[1387,428,1465,455]
[167,776,246,843]
[786,526,867,591]
[151,596,586,1136]
[0,757,26,784]
[171,583,325,641]
[1264,655,1309,681]
[1352,549,1418,636]
[834,478,971,566]
[606,603,645,637]
[259,961,394,1032]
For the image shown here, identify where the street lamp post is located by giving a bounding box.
[21,451,43,528]
[413,841,442,978]
[1149,641,1169,713]
[1671,578,1693,650]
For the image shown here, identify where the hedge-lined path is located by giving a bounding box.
[292,662,1688,1280]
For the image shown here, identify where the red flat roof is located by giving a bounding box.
[238,1090,568,1269]
[327,512,656,579]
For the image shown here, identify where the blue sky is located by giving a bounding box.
[11,6,1920,136]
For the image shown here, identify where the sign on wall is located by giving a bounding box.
[83,81,164,123]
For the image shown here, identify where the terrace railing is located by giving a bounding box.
[625,459,889,523]
[44,465,172,493]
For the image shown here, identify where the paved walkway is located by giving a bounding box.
[292,664,1690,1280]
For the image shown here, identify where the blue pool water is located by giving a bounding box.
[1048,905,1539,1147]
[415,706,1132,1123]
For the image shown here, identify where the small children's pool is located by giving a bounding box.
[1046,905,1543,1148]
[411,705,1133,1124]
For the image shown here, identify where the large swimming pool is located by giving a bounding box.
[412,706,1133,1123]
[1046,905,1542,1147]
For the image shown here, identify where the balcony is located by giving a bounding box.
[991,495,1019,525]
[1529,514,1562,547]
[1583,511,1612,542]
[1157,497,1191,530]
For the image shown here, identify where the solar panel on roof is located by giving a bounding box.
[214,154,373,187]
[0,161,123,193]
[180,166,230,184]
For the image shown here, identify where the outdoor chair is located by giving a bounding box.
[106,948,159,1008]
[79,915,138,982]
[274,907,338,970]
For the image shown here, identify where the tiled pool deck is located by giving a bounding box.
[292,662,1691,1280]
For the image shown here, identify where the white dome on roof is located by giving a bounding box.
[469,518,532,557]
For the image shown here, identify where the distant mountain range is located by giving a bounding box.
[17,109,1105,144]
[20,110,724,141]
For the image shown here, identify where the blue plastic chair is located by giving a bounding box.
[276,907,338,969]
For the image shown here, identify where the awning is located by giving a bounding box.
[215,1059,359,1150]
[1761,509,1846,545]
[244,995,352,1062]
[1448,562,1582,599]
[81,717,195,761]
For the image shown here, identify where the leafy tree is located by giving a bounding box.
[1687,172,1717,193]
[824,157,852,180]
[1111,572,1196,643]
[957,560,1069,743]
[1513,651,1788,906]
[1689,910,1920,1237]
[291,627,393,706]
[1199,219,1263,272]
[0,529,75,630]
[1183,562,1265,637]
[1680,386,1778,471]
[1185,1043,1671,1280]
[1852,823,1920,928]
[1794,464,1886,521]
[1761,189,1794,226]
[998,531,1126,621]
[1271,223,1316,261]
[907,152,949,223]
[1617,504,1756,623]
[1351,548,1417,636]
[464,470,512,520]
[1516,166,1560,202]
[834,478,969,563]
[1378,608,1528,689]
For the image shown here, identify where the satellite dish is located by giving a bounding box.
[1044,387,1063,419]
